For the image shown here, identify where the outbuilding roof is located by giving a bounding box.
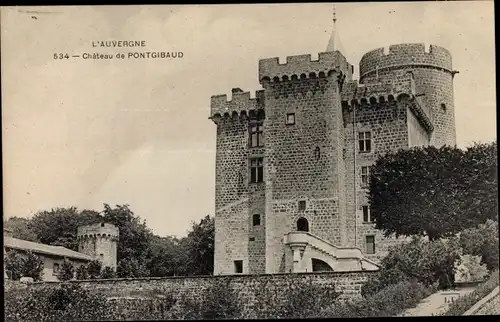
[4,236,93,261]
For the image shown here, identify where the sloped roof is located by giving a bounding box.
[4,236,92,261]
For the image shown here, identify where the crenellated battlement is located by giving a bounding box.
[359,43,454,81]
[341,71,417,106]
[77,223,119,240]
[259,51,353,83]
[210,88,265,123]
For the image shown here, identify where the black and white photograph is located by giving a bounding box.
[1,1,498,320]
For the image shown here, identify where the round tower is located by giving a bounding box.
[77,223,119,270]
[359,43,457,147]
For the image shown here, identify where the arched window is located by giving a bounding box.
[297,217,309,232]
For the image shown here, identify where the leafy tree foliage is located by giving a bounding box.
[86,260,102,279]
[5,250,44,281]
[117,257,149,278]
[361,237,461,297]
[146,235,188,277]
[182,215,215,276]
[75,264,89,280]
[3,217,38,241]
[28,207,102,250]
[100,266,117,279]
[369,143,497,240]
[57,259,75,281]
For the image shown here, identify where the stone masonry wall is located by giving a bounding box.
[15,271,377,311]
[213,115,249,275]
[262,73,345,273]
[342,98,410,260]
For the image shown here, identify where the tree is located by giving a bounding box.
[5,250,44,281]
[3,217,38,241]
[146,235,187,277]
[181,215,215,275]
[117,258,149,278]
[58,259,75,281]
[28,207,102,250]
[86,260,102,279]
[75,264,89,280]
[369,143,497,240]
[101,204,153,269]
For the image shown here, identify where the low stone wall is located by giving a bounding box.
[464,286,500,315]
[10,271,376,304]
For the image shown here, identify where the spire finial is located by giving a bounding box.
[333,4,337,24]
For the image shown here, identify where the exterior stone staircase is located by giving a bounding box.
[283,231,380,273]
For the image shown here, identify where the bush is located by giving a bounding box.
[174,279,242,320]
[322,280,437,318]
[362,237,461,297]
[4,283,108,322]
[5,250,44,281]
[440,270,499,316]
[86,260,102,279]
[75,264,89,280]
[460,220,499,271]
[58,260,75,281]
[252,277,341,319]
[100,266,117,279]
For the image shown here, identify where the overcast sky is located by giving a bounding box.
[1,2,496,238]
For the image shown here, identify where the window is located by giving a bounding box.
[366,235,375,254]
[298,200,306,211]
[314,147,321,160]
[53,263,60,275]
[359,131,372,152]
[286,113,295,125]
[297,217,309,232]
[234,260,243,273]
[361,166,371,186]
[362,206,372,223]
[249,237,255,242]
[252,214,261,226]
[250,158,264,183]
[249,122,264,147]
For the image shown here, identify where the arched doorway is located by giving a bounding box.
[297,217,309,232]
[312,258,334,272]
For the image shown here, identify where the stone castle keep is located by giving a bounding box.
[209,15,457,275]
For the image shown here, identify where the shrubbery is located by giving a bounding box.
[5,250,44,281]
[321,280,437,318]
[5,277,341,320]
[251,277,341,319]
[4,283,108,322]
[362,237,461,297]
[459,220,499,271]
[440,270,499,316]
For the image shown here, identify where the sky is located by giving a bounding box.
[1,2,496,238]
